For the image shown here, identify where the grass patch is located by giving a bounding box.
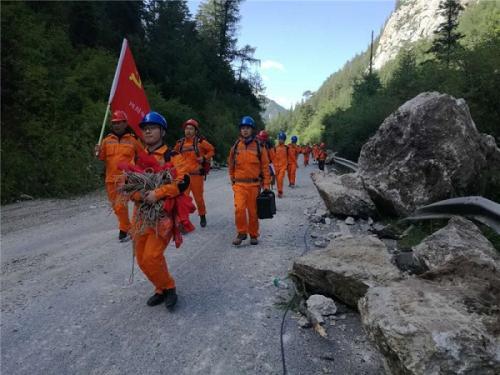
[396,220,449,250]
[479,224,500,252]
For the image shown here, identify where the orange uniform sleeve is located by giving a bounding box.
[153,153,187,199]
[200,139,215,161]
[228,145,235,181]
[98,139,107,161]
[173,141,181,153]
[268,147,275,163]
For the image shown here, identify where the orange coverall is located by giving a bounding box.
[99,132,143,233]
[287,144,300,186]
[273,144,288,196]
[303,146,311,166]
[228,138,271,238]
[133,145,188,294]
[312,145,319,161]
[174,136,215,216]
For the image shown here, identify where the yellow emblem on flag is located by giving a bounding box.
[129,72,142,89]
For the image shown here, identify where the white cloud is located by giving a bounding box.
[261,60,285,71]
[262,74,270,82]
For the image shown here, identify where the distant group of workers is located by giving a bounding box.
[95,109,328,310]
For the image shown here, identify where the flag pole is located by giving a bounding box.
[97,103,111,147]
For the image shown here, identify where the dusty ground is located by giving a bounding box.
[1,159,383,374]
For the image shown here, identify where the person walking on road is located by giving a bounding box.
[228,116,271,246]
[174,119,215,228]
[287,135,300,187]
[302,144,312,166]
[95,110,143,242]
[256,130,276,189]
[318,142,328,171]
[273,131,288,198]
[130,111,190,310]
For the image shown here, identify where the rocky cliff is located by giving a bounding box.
[373,0,477,70]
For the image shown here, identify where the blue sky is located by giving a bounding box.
[188,0,396,108]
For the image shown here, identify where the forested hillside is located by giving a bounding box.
[268,0,500,160]
[1,1,263,203]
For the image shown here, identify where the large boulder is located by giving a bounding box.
[358,92,493,216]
[293,235,402,308]
[311,172,376,218]
[360,259,500,375]
[413,216,499,271]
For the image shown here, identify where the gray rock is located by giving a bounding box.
[293,235,402,308]
[359,92,494,216]
[369,223,401,240]
[315,208,329,217]
[345,217,355,225]
[359,261,500,375]
[310,232,320,239]
[311,172,377,218]
[336,222,351,236]
[324,217,331,225]
[367,217,374,225]
[298,316,312,328]
[310,215,323,224]
[413,216,499,271]
[314,240,328,248]
[19,194,34,200]
[306,295,337,316]
[326,232,337,240]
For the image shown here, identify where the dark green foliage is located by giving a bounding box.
[427,0,464,66]
[1,0,263,203]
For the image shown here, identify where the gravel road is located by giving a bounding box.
[1,160,383,374]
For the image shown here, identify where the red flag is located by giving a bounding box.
[108,39,149,139]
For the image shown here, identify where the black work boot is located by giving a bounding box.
[232,233,247,246]
[147,293,165,306]
[119,230,131,242]
[200,215,207,228]
[250,237,259,245]
[164,288,178,310]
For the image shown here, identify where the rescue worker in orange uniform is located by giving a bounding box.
[174,119,215,228]
[273,131,288,198]
[318,142,328,171]
[287,135,300,187]
[228,116,271,246]
[312,144,319,162]
[256,130,276,188]
[131,111,190,310]
[95,110,143,242]
[303,144,312,166]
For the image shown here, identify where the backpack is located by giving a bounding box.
[178,136,211,176]
[231,138,262,170]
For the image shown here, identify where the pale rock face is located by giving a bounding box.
[373,0,476,70]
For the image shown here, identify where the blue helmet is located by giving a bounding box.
[140,111,167,130]
[291,135,298,143]
[240,116,255,128]
[278,131,286,141]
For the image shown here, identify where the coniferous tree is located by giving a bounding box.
[427,0,464,66]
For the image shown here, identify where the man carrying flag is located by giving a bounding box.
[95,111,143,241]
[95,38,150,240]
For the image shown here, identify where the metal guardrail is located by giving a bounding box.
[332,156,358,172]
[403,196,500,234]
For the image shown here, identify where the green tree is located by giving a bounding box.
[427,0,464,66]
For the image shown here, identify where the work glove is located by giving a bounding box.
[177,175,190,193]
